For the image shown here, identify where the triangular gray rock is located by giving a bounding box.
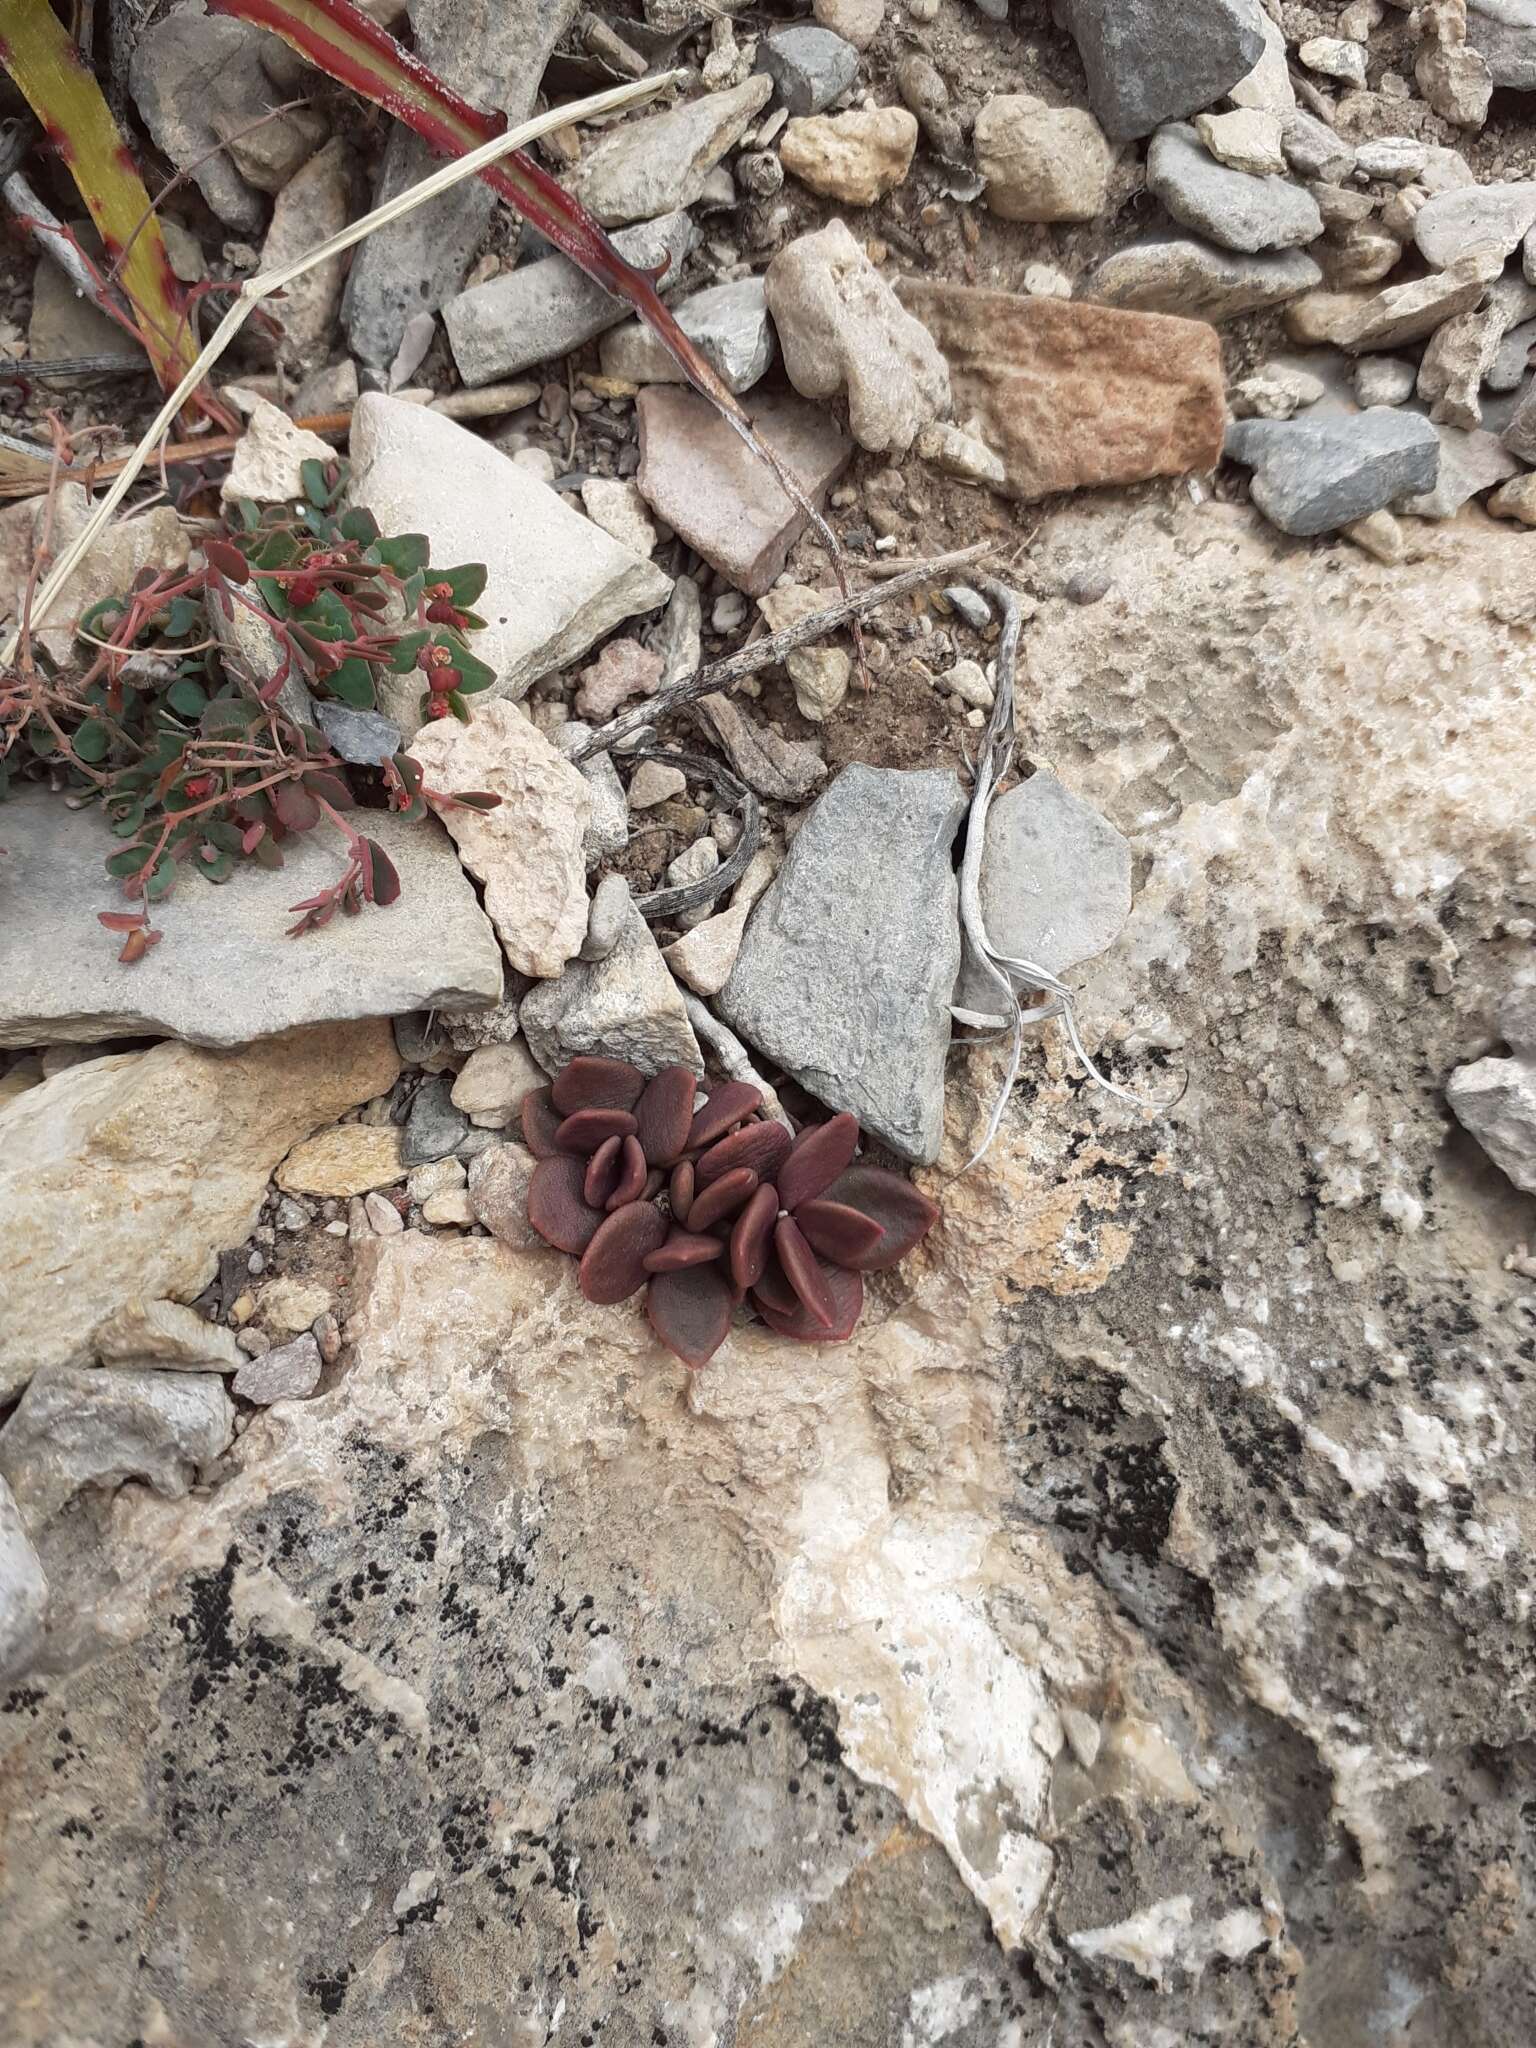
[1225,410,1440,535]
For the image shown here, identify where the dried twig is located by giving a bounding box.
[0,68,684,671]
[575,540,992,763]
[0,352,151,379]
[681,992,792,1132]
[2,167,140,342]
[627,747,760,922]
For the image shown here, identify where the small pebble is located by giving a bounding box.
[629,760,687,809]
[712,590,749,632]
[422,1188,476,1228]
[943,585,992,631]
[582,872,633,962]
[941,658,995,709]
[366,1190,405,1235]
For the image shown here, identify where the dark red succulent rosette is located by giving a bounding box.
[523,1056,940,1370]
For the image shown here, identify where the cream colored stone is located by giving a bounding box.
[276,1123,405,1197]
[94,1297,244,1374]
[27,484,190,665]
[0,1022,398,1397]
[220,399,335,504]
[663,848,777,995]
[256,1277,333,1334]
[409,700,591,979]
[780,107,918,205]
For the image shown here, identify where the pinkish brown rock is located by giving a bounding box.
[634,387,853,596]
[575,638,664,722]
[896,283,1226,502]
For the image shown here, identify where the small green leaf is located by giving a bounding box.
[300,458,333,509]
[439,562,487,607]
[165,595,204,638]
[388,630,431,674]
[167,677,208,718]
[203,818,245,855]
[323,658,377,709]
[451,644,496,695]
[145,854,177,901]
[78,597,126,639]
[234,496,262,531]
[108,798,147,837]
[375,533,430,578]
[200,696,265,736]
[338,505,380,545]
[106,846,150,878]
[195,845,235,883]
[299,589,354,640]
[73,718,113,764]
[401,570,426,612]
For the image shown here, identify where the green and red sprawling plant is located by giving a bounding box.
[207,0,753,433]
[0,458,500,957]
[523,1058,941,1370]
[0,0,209,410]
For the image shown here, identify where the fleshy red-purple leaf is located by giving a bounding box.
[578,1200,668,1304]
[776,1112,860,1213]
[686,1081,762,1151]
[643,1229,725,1274]
[729,1183,779,1293]
[583,1134,622,1209]
[694,1119,791,1189]
[527,1154,604,1255]
[605,1135,648,1211]
[551,1055,644,1115]
[774,1216,836,1331]
[686,1167,758,1235]
[521,1086,565,1159]
[819,1166,941,1271]
[554,1105,638,1154]
[647,1264,735,1369]
[755,1262,863,1343]
[634,1064,698,1166]
[791,1199,885,1267]
[669,1160,695,1221]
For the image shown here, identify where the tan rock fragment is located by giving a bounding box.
[276,1123,405,1197]
[410,700,591,979]
[780,107,918,205]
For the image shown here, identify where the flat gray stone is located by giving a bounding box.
[1414,181,1536,270]
[957,772,1133,1024]
[341,0,579,372]
[0,1475,46,1683]
[0,1367,233,1529]
[1147,124,1323,254]
[1055,0,1268,142]
[719,765,965,1164]
[314,700,403,766]
[1503,374,1536,460]
[1489,316,1536,391]
[0,791,502,1050]
[1086,236,1321,322]
[757,26,860,116]
[520,904,702,1077]
[1468,0,1536,91]
[444,212,698,387]
[1225,410,1441,536]
[600,278,775,395]
[1396,422,1518,518]
[1282,111,1356,184]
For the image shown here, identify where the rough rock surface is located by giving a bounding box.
[408,701,592,980]
[0,1476,46,1681]
[27,484,189,667]
[974,93,1113,222]
[720,765,965,1162]
[765,219,950,455]
[598,277,774,394]
[0,792,501,1048]
[0,1022,398,1398]
[779,107,919,205]
[899,284,1225,500]
[2,500,1535,2043]
[520,902,702,1075]
[0,1367,234,1527]
[95,1299,244,1376]
[348,395,671,722]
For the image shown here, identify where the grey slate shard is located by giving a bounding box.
[1224,410,1440,536]
[719,765,966,1164]
[1054,0,1268,142]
